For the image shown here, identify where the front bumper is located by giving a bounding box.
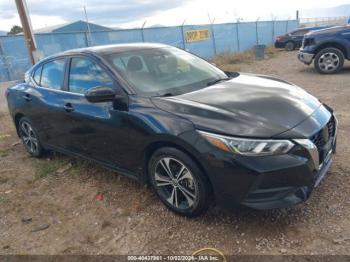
[240,154,333,209]
[298,51,314,65]
[192,114,337,210]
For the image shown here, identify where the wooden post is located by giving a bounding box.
[14,0,37,65]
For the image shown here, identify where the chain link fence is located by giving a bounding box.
[0,19,299,82]
[300,16,348,27]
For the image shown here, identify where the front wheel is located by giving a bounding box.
[18,117,44,157]
[148,147,211,217]
[314,47,344,74]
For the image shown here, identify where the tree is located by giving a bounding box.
[7,25,23,35]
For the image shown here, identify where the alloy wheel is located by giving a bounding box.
[154,157,198,209]
[318,52,340,73]
[20,121,39,154]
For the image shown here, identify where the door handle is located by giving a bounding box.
[23,93,32,101]
[63,103,74,112]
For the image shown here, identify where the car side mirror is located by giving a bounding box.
[85,86,116,103]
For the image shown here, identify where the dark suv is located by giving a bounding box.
[298,25,350,74]
[6,44,337,217]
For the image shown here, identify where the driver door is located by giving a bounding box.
[62,56,130,168]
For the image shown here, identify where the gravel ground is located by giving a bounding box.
[0,50,349,255]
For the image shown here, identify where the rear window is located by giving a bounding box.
[33,66,42,85]
[291,29,309,36]
[40,59,65,90]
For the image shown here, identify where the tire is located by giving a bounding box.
[285,41,295,51]
[148,147,211,217]
[18,117,44,157]
[314,47,344,74]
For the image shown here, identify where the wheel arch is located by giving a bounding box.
[315,42,348,58]
[142,138,214,199]
[14,112,25,137]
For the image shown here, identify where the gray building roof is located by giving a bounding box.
[26,20,112,34]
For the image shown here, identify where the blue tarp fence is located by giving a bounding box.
[0,19,298,82]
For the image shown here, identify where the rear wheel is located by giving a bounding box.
[18,117,44,157]
[285,41,295,51]
[314,47,344,74]
[148,147,211,217]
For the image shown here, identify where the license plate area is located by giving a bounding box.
[314,149,333,188]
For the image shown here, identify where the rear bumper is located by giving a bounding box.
[298,51,314,65]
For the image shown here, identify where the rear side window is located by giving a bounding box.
[68,57,114,94]
[41,59,65,90]
[33,66,42,85]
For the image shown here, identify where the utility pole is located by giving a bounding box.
[14,0,37,65]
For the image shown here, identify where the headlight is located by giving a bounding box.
[199,131,294,156]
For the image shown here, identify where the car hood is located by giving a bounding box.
[151,73,322,138]
[306,25,350,36]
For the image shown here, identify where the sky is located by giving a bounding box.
[0,0,349,31]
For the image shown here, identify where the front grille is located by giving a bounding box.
[310,116,336,164]
[302,38,315,48]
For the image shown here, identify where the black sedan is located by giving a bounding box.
[274,27,328,51]
[6,43,337,217]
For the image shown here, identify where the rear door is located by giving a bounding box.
[27,58,71,149]
[290,29,310,47]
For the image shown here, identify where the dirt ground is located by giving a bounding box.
[0,50,349,256]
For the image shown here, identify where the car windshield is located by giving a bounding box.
[104,47,233,96]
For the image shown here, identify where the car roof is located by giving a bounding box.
[59,43,170,56]
[33,43,172,71]
[291,26,327,32]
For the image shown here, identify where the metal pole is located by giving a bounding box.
[208,14,217,56]
[181,19,186,50]
[272,19,275,43]
[211,22,217,56]
[236,19,240,52]
[255,17,260,45]
[83,6,92,46]
[0,39,11,81]
[141,21,147,42]
[14,0,37,65]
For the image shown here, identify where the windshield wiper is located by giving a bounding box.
[206,77,231,87]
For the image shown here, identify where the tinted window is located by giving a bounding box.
[33,66,42,85]
[41,59,65,90]
[69,57,114,94]
[291,29,309,36]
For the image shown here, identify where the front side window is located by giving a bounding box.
[40,59,65,90]
[105,47,229,96]
[69,57,114,94]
